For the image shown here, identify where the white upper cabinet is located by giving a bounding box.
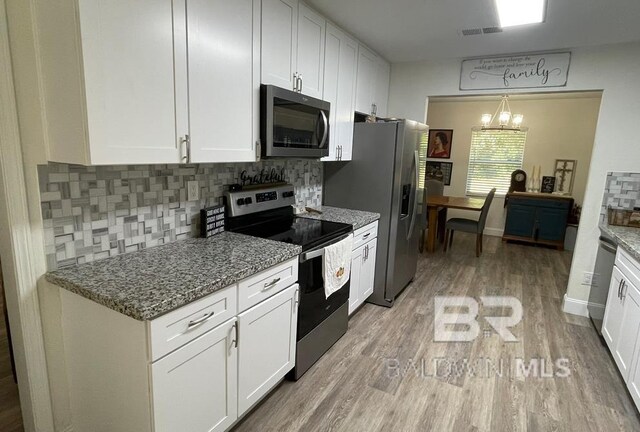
[374,60,391,118]
[187,0,259,163]
[261,0,299,91]
[37,0,182,165]
[355,45,378,115]
[295,3,325,98]
[355,44,390,117]
[36,0,259,165]
[322,23,357,162]
[262,0,326,98]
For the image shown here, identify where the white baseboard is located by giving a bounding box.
[562,294,604,317]
[484,228,504,237]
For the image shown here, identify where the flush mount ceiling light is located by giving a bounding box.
[479,95,524,131]
[495,0,546,28]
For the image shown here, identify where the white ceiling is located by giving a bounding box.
[306,0,640,63]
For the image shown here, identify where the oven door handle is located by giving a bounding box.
[299,233,352,263]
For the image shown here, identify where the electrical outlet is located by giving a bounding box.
[187,181,200,202]
[582,271,594,286]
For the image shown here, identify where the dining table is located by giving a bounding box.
[424,195,486,253]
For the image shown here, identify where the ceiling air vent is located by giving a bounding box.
[482,27,503,34]
[461,28,482,36]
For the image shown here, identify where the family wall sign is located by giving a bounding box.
[460,52,571,91]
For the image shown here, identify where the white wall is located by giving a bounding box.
[389,42,640,311]
[426,95,601,236]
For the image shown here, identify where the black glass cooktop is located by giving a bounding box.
[230,212,352,251]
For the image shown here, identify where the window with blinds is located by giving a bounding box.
[466,130,527,195]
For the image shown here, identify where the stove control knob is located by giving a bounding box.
[236,198,245,206]
[245,197,253,204]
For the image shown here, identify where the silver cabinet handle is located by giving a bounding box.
[294,287,300,307]
[228,321,238,355]
[180,135,188,162]
[619,278,624,299]
[293,73,299,91]
[371,103,375,115]
[187,311,215,331]
[622,281,628,301]
[262,277,281,291]
[363,233,371,239]
[297,75,303,93]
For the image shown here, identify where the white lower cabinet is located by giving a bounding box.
[238,284,298,414]
[50,259,300,432]
[602,248,640,411]
[348,221,379,315]
[151,318,238,432]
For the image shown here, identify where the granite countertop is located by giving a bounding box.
[600,221,640,262]
[45,232,301,321]
[299,206,380,231]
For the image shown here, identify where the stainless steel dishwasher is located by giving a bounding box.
[589,232,618,334]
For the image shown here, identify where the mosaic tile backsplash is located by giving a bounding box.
[39,160,323,270]
[600,172,640,222]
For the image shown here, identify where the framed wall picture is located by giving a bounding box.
[425,161,453,186]
[427,129,453,159]
[554,159,577,195]
[541,176,556,193]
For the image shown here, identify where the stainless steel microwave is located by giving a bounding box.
[260,85,330,158]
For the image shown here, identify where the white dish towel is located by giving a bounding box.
[323,234,353,299]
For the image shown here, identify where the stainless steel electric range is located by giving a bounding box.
[225,184,352,380]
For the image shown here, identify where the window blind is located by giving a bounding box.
[466,130,527,195]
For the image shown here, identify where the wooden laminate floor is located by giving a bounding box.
[235,234,640,432]
[0,265,23,432]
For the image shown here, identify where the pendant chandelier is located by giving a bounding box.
[480,95,524,131]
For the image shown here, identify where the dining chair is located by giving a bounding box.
[443,188,496,257]
[419,179,445,253]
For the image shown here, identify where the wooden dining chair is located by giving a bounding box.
[419,179,445,253]
[444,188,496,257]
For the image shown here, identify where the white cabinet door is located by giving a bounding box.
[187,0,258,163]
[238,284,298,415]
[322,23,357,162]
[628,330,640,408]
[296,3,325,98]
[603,266,626,348]
[151,318,238,432]
[374,59,391,118]
[360,238,377,301]
[355,45,378,115]
[78,0,182,164]
[612,278,640,380]
[261,0,298,91]
[349,244,365,315]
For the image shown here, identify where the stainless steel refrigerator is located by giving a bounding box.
[323,119,428,307]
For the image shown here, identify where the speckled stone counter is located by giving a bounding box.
[600,222,640,262]
[299,206,380,231]
[45,232,301,321]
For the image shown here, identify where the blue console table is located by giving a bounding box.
[503,192,574,250]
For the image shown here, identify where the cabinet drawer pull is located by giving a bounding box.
[262,277,281,291]
[619,279,624,299]
[362,233,371,239]
[186,311,215,331]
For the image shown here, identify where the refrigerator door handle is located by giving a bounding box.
[407,150,420,240]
